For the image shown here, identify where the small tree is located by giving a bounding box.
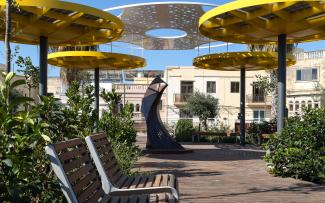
[16,56,39,98]
[100,88,122,115]
[184,91,219,131]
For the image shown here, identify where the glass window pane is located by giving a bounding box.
[312,68,318,80]
[296,70,301,81]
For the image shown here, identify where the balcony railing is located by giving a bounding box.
[113,84,149,93]
[174,93,192,105]
[246,94,271,104]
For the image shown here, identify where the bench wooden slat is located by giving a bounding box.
[53,138,83,151]
[129,176,141,189]
[116,175,129,188]
[137,176,148,188]
[63,154,90,173]
[122,177,135,189]
[73,170,98,194]
[129,195,138,203]
[111,170,124,185]
[77,180,102,202]
[153,174,162,187]
[91,133,107,141]
[145,176,155,187]
[68,163,93,183]
[158,193,167,203]
[58,145,87,162]
[169,175,176,189]
[161,174,168,187]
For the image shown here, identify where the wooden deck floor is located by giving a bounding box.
[136,135,325,203]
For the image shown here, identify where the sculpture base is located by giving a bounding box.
[142,148,193,154]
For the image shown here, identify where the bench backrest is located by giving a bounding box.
[45,138,106,203]
[85,133,126,193]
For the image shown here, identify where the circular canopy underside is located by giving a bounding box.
[48,51,146,70]
[105,2,218,50]
[193,52,296,71]
[0,0,123,46]
[199,0,325,44]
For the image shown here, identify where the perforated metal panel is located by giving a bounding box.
[105,2,218,50]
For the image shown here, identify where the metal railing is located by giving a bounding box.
[174,93,192,104]
[246,94,271,103]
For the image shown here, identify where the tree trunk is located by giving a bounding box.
[5,0,11,73]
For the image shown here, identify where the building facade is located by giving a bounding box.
[287,50,325,116]
[164,66,271,131]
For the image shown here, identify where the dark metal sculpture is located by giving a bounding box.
[141,77,191,153]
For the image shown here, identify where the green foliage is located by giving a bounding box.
[0,72,64,202]
[100,88,121,115]
[16,56,39,97]
[264,108,325,183]
[0,70,99,201]
[208,122,230,133]
[99,90,139,175]
[184,91,219,131]
[247,120,276,145]
[64,81,97,137]
[175,119,194,142]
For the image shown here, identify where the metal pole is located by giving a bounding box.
[277,34,287,132]
[94,68,100,125]
[123,83,126,105]
[39,36,48,96]
[240,67,246,146]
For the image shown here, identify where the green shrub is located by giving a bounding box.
[264,108,325,183]
[247,120,276,145]
[0,72,64,202]
[99,89,140,176]
[208,122,230,133]
[175,119,194,142]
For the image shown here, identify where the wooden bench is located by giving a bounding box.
[45,138,176,203]
[85,133,179,202]
[192,131,228,142]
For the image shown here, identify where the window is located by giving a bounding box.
[159,100,163,111]
[308,101,312,109]
[301,101,306,109]
[231,82,240,93]
[295,101,299,111]
[181,81,193,94]
[289,101,293,111]
[296,68,318,81]
[136,104,140,112]
[207,81,216,93]
[253,110,265,123]
[315,103,319,108]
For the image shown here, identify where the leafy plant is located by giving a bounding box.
[183,91,219,131]
[0,72,64,202]
[65,81,97,137]
[175,119,194,142]
[99,90,139,175]
[264,108,325,183]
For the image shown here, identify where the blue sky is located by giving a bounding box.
[2,0,325,76]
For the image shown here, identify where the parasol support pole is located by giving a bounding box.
[240,67,246,146]
[39,36,48,96]
[277,34,287,132]
[94,67,100,132]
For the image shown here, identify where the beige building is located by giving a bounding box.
[164,66,271,131]
[287,50,325,116]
